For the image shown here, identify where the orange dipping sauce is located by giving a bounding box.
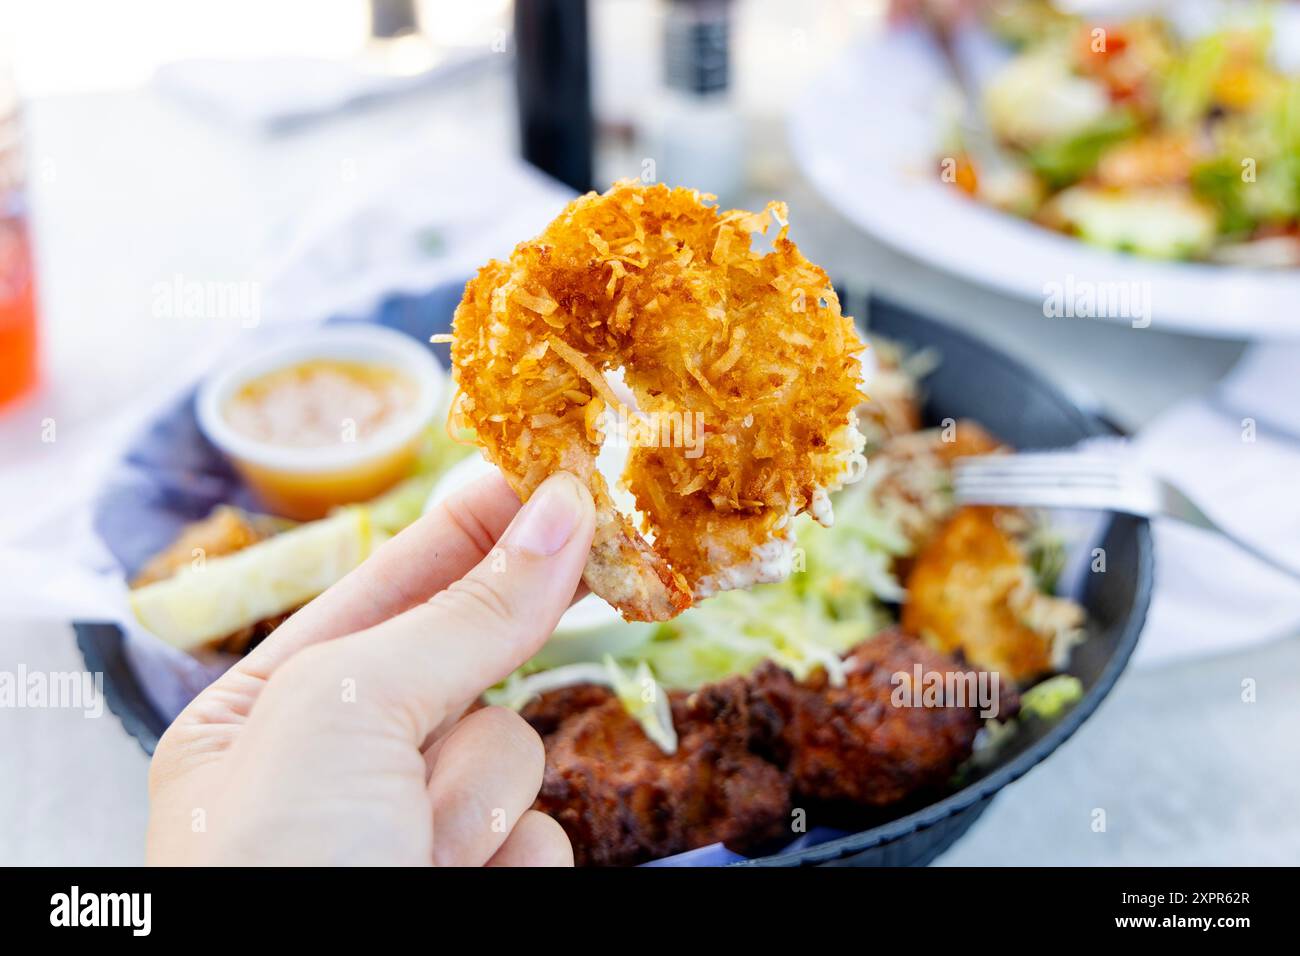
[232,442,421,521]
[197,328,443,521]
[224,359,417,449]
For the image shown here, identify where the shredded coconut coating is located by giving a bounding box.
[448,181,867,621]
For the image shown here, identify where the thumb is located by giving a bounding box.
[428,469,596,653]
[314,471,597,740]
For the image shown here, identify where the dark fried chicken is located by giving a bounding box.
[748,629,985,808]
[524,630,993,864]
[518,684,615,739]
[534,677,793,867]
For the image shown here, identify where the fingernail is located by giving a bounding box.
[506,473,588,556]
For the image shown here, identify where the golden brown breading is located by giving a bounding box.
[131,506,284,587]
[448,181,867,621]
[518,684,615,739]
[902,507,1083,686]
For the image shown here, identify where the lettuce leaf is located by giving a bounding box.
[1025,111,1138,189]
[641,486,906,689]
[1020,674,1084,721]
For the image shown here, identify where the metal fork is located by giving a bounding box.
[953,451,1300,583]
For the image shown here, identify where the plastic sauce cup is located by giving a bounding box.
[196,325,444,520]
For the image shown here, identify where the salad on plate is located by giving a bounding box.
[947,0,1300,265]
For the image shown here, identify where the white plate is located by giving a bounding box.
[788,25,1300,339]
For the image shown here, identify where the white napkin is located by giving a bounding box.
[151,52,489,134]
[259,144,573,325]
[1130,343,1300,666]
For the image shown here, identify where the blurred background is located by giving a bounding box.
[2,0,1298,864]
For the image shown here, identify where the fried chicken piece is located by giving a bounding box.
[131,506,285,587]
[527,631,1014,863]
[518,684,615,739]
[902,506,1083,686]
[748,630,985,808]
[535,677,792,867]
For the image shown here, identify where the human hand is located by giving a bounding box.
[146,471,595,866]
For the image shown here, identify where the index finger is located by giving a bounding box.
[322,471,597,742]
[236,471,522,681]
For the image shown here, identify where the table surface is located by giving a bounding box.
[2,62,1297,867]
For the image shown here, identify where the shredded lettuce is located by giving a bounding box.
[961,674,1085,778]
[367,416,476,533]
[482,657,678,754]
[968,717,1019,771]
[640,485,907,689]
[643,586,866,690]
[1020,674,1084,721]
[485,662,610,711]
[1023,515,1069,595]
[604,657,677,754]
[486,479,909,708]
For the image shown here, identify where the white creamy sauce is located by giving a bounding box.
[593,367,644,527]
[810,487,835,528]
[693,531,797,599]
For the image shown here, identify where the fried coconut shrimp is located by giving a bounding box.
[903,507,1084,686]
[447,181,868,621]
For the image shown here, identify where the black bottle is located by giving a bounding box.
[514,0,594,194]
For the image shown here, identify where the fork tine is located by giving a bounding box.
[954,467,1127,483]
[954,486,1138,512]
[956,481,1128,496]
[952,454,1127,477]
[950,448,1153,515]
[955,473,1124,490]
[955,465,1125,481]
[956,478,1128,494]
[953,451,1111,462]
